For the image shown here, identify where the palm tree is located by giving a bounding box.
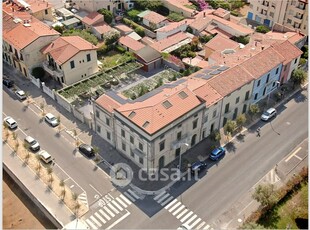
[12,132,18,141]
[74,202,81,217]
[3,128,9,143]
[35,154,42,176]
[72,192,78,203]
[46,167,53,187]
[59,179,66,200]
[23,141,31,162]
[57,114,62,134]
[14,142,19,154]
[40,102,46,118]
[93,146,100,162]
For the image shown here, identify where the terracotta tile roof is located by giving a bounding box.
[41,36,97,65]
[119,36,145,51]
[141,36,155,45]
[212,8,230,18]
[240,46,285,79]
[2,0,52,14]
[3,13,59,50]
[117,87,204,135]
[271,40,303,65]
[92,22,113,34]
[205,34,239,51]
[155,19,192,32]
[165,0,196,14]
[208,27,233,38]
[150,32,189,52]
[193,82,223,107]
[143,11,167,24]
[82,12,103,26]
[190,15,212,32]
[265,31,306,45]
[208,65,254,96]
[95,94,122,114]
[2,11,19,33]
[114,24,133,34]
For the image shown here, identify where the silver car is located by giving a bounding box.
[261,108,277,121]
[15,90,26,100]
[45,113,59,127]
[4,116,18,129]
[24,136,40,151]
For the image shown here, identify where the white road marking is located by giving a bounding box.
[107,202,119,214]
[172,204,185,216]
[190,218,201,229]
[165,199,177,209]
[85,219,98,229]
[168,201,181,212]
[154,191,166,200]
[285,147,302,162]
[184,214,197,225]
[104,206,115,217]
[176,209,188,219]
[127,189,140,199]
[203,224,210,230]
[112,200,123,211]
[180,211,193,223]
[157,193,170,203]
[116,197,128,208]
[294,154,302,160]
[106,210,130,230]
[95,212,106,224]
[89,184,103,196]
[90,215,102,227]
[99,209,111,221]
[196,221,206,229]
[120,194,132,205]
[161,196,174,206]
[124,192,136,202]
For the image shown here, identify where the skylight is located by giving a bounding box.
[128,111,136,118]
[142,121,150,128]
[178,91,188,99]
[162,100,172,109]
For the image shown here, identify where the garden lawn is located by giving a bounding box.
[100,53,133,70]
[275,182,308,229]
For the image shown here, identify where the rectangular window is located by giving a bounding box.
[96,110,100,118]
[86,54,91,62]
[266,74,270,83]
[159,140,165,151]
[175,148,180,158]
[160,134,165,139]
[70,60,75,69]
[213,110,217,118]
[194,113,198,118]
[294,58,297,64]
[193,119,198,129]
[178,124,182,128]
[276,67,279,74]
[257,80,260,87]
[204,115,208,123]
[107,131,111,140]
[225,103,230,113]
[245,91,250,100]
[121,129,125,138]
[106,118,110,126]
[122,142,126,151]
[139,157,143,164]
[284,65,287,71]
[233,108,238,120]
[177,131,182,140]
[131,150,134,157]
[97,125,101,133]
[45,9,48,15]
[235,97,240,104]
[242,104,247,114]
[130,136,134,144]
[139,142,143,151]
[254,93,258,100]
[223,117,227,127]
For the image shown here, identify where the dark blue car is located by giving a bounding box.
[210,147,226,161]
[190,161,207,173]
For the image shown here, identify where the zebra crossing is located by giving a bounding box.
[154,191,213,230]
[78,192,88,207]
[83,189,141,229]
[267,168,280,184]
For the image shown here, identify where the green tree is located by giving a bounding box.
[135,0,163,11]
[199,35,214,43]
[127,9,141,22]
[252,183,277,208]
[255,25,270,34]
[98,8,113,24]
[249,104,260,120]
[31,67,45,79]
[301,45,308,59]
[291,68,307,86]
[134,26,145,37]
[40,102,46,117]
[240,222,265,229]
[210,130,221,142]
[63,29,98,45]
[93,146,100,162]
[224,120,237,135]
[232,36,250,45]
[46,167,54,187]
[236,114,246,129]
[53,25,64,34]
[72,192,78,203]
[59,179,66,200]
[23,141,31,163]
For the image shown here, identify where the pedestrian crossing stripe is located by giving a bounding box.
[104,206,115,217]
[190,218,201,229]
[85,219,98,229]
[95,212,106,224]
[161,196,174,206]
[173,204,185,216]
[165,199,177,209]
[154,191,166,200]
[157,193,170,203]
[127,189,140,199]
[99,209,111,220]
[184,214,197,225]
[180,211,193,223]
[116,197,128,208]
[177,209,188,219]
[78,192,88,207]
[107,202,119,214]
[90,215,102,227]
[124,192,136,202]
[112,200,123,211]
[120,194,132,205]
[196,221,206,229]
[203,224,210,230]
[169,201,181,212]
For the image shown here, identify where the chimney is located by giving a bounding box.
[203,12,206,18]
[262,45,265,50]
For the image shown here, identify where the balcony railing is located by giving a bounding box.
[43,61,64,78]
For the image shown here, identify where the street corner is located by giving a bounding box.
[110,163,134,188]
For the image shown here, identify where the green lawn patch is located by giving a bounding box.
[99,52,134,70]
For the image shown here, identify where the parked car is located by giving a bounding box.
[4,116,18,129]
[78,144,95,158]
[261,108,277,121]
[210,147,226,161]
[24,136,40,151]
[45,113,59,127]
[15,90,26,100]
[190,161,207,174]
[39,150,53,164]
[3,78,14,88]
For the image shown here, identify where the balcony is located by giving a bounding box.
[296,3,306,10]
[294,14,304,23]
[43,61,64,79]
[171,133,190,149]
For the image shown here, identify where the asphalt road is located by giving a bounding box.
[3,88,115,207]
[115,89,308,229]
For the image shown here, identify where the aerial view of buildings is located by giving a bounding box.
[2,0,308,229]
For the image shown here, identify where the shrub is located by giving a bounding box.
[299,58,307,66]
[98,8,113,24]
[31,67,45,79]
[301,45,308,59]
[232,35,250,45]
[104,30,120,45]
[199,35,214,43]
[53,25,64,34]
[115,45,126,53]
[167,12,185,22]
[230,10,239,17]
[255,25,270,34]
[63,29,98,45]
[127,9,141,22]
[134,26,145,37]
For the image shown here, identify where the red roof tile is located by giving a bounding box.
[143,11,167,24]
[82,12,103,26]
[119,36,145,51]
[193,82,223,107]
[150,32,189,52]
[92,22,113,34]
[271,40,303,65]
[41,36,97,65]
[205,34,239,51]
[95,94,122,114]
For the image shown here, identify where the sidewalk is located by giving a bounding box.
[3,143,76,228]
[3,63,307,193]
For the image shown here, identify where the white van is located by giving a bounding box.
[39,150,53,164]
